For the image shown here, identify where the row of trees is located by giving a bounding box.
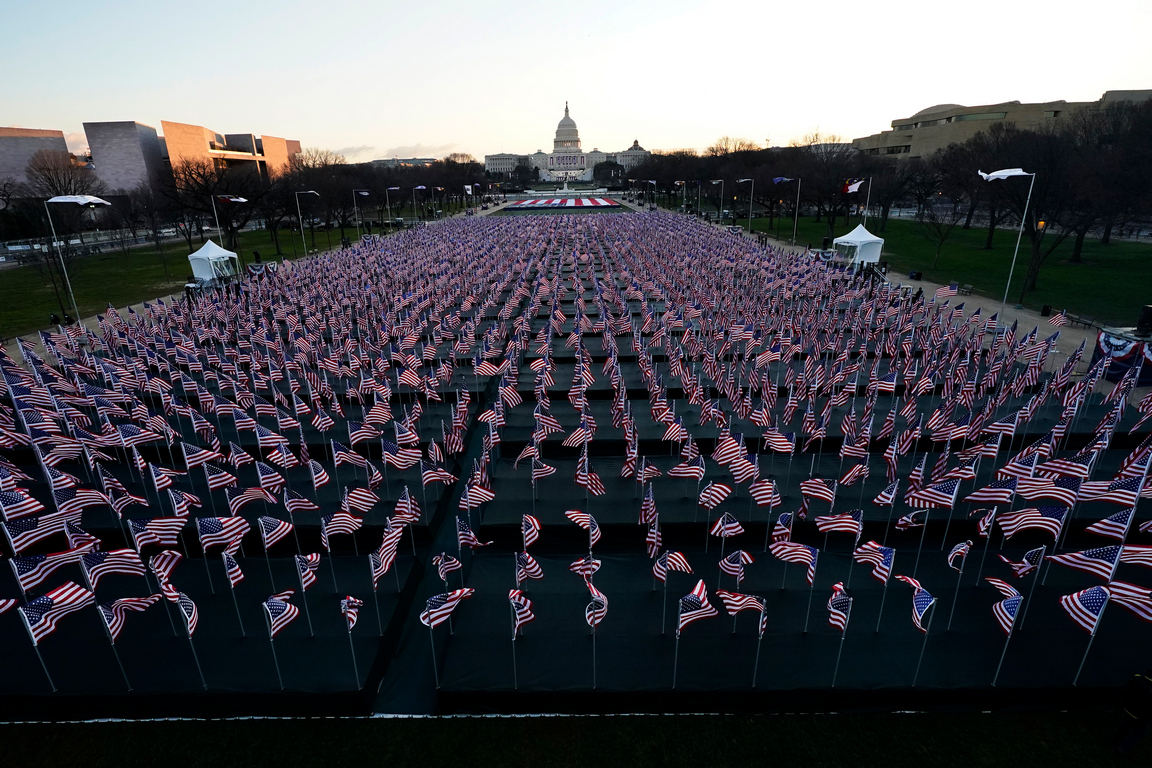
[629,100,1152,302]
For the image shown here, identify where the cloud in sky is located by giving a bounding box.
[380,143,459,160]
[333,145,376,161]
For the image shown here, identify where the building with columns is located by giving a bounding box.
[484,103,650,182]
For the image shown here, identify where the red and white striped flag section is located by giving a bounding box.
[341,596,364,630]
[827,582,853,633]
[509,589,536,636]
[905,479,960,509]
[1049,309,1067,327]
[456,517,492,550]
[997,546,1046,578]
[434,552,463,583]
[564,509,602,546]
[80,548,146,589]
[668,455,705,480]
[873,481,899,506]
[584,577,608,628]
[420,588,474,628]
[10,545,93,593]
[570,555,602,577]
[997,507,1066,540]
[4,509,81,553]
[1059,585,1110,633]
[223,542,244,587]
[770,541,819,585]
[715,589,765,620]
[370,524,405,588]
[515,551,543,582]
[947,540,972,572]
[522,514,541,548]
[149,550,182,601]
[698,482,733,510]
[894,575,936,633]
[296,553,321,590]
[640,483,657,524]
[653,551,692,583]
[176,592,198,636]
[676,579,717,636]
[263,591,300,638]
[800,478,837,504]
[771,512,794,543]
[98,594,161,642]
[1106,581,1152,623]
[710,512,744,538]
[196,516,251,551]
[815,510,863,543]
[321,511,363,551]
[748,479,782,508]
[129,514,187,552]
[394,487,421,524]
[963,477,1017,504]
[718,550,754,585]
[853,541,894,583]
[985,578,1022,635]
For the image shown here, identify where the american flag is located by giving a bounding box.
[1048,309,1067,327]
[176,591,199,636]
[321,511,363,550]
[873,481,899,507]
[718,549,754,585]
[800,477,838,504]
[129,515,187,551]
[52,487,111,515]
[564,509,602,546]
[1059,585,1110,633]
[197,516,251,551]
[698,482,733,510]
[963,477,1017,504]
[772,512,793,543]
[420,588,474,628]
[263,591,300,638]
[149,550,182,600]
[258,516,294,550]
[905,478,959,508]
[985,577,1022,634]
[715,589,765,618]
[769,541,819,585]
[80,548,146,589]
[668,455,706,480]
[853,541,894,583]
[508,589,536,636]
[341,596,364,630]
[0,489,46,520]
[1080,477,1141,507]
[222,547,244,587]
[997,506,1066,540]
[895,575,936,633]
[653,550,692,583]
[515,551,544,582]
[816,509,863,542]
[748,479,782,508]
[434,552,463,583]
[1016,476,1081,507]
[676,579,717,636]
[11,544,93,592]
[569,555,602,577]
[522,514,541,548]
[827,582,853,633]
[98,594,160,642]
[934,283,958,300]
[947,540,972,572]
[296,553,321,590]
[710,512,744,538]
[225,486,277,516]
[456,517,492,549]
[998,546,1046,577]
[1106,581,1152,623]
[18,581,94,644]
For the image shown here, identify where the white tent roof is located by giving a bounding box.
[832,224,884,264]
[833,224,883,246]
[188,240,239,282]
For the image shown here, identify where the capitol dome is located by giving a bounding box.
[554,102,581,152]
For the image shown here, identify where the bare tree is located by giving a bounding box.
[708,136,759,156]
[915,195,965,267]
[24,150,106,197]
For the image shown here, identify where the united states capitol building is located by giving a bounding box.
[484,103,651,181]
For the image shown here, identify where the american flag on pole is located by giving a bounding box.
[98,594,160,642]
[827,582,852,633]
[508,589,536,636]
[895,575,936,633]
[676,579,717,636]
[770,541,819,585]
[264,591,300,638]
[420,588,474,628]
[985,577,1022,634]
[1059,585,1109,633]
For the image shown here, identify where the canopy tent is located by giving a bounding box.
[832,224,884,265]
[187,240,239,284]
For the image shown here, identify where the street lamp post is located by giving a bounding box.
[211,195,247,250]
[386,187,399,226]
[738,178,755,233]
[709,180,724,223]
[352,189,370,240]
[44,195,111,325]
[413,186,426,223]
[294,190,319,257]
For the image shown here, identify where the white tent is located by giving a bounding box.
[832,224,884,265]
[187,240,239,284]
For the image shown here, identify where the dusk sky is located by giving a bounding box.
[4,0,1150,162]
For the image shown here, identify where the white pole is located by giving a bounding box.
[863,177,873,227]
[747,179,755,233]
[792,179,802,246]
[353,191,361,241]
[999,173,1036,322]
[295,193,308,257]
[44,202,81,324]
[210,195,223,247]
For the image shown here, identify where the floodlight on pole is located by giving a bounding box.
[978,169,1036,323]
[413,186,427,223]
[45,195,110,326]
[709,180,724,223]
[352,189,370,240]
[738,178,755,233]
[294,191,320,257]
[387,187,400,225]
[210,195,247,249]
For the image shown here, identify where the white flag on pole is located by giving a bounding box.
[978,168,1032,181]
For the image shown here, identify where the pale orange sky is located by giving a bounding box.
[4,0,1150,162]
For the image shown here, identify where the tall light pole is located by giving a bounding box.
[294,190,319,257]
[352,189,370,240]
[386,186,399,226]
[772,177,802,245]
[709,180,724,223]
[978,168,1036,322]
[675,181,685,212]
[45,195,110,325]
[647,180,656,207]
[738,178,755,233]
[413,185,426,222]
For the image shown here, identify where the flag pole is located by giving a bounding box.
[1014,544,1046,631]
[369,560,382,635]
[975,507,997,581]
[509,601,518,690]
[1073,597,1109,687]
[946,551,965,631]
[591,621,597,690]
[831,601,852,687]
[803,569,817,633]
[347,626,360,688]
[662,578,668,634]
[428,625,440,689]
[98,618,133,691]
[875,573,891,632]
[265,610,285,691]
[672,629,681,689]
[298,572,314,636]
[186,630,208,690]
[991,617,1017,687]
[752,621,764,687]
[911,601,936,687]
[912,509,930,579]
[201,543,216,594]
[227,570,246,636]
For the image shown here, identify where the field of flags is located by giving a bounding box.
[1,211,1150,716]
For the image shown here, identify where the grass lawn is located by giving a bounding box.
[1,710,1146,767]
[739,214,1152,327]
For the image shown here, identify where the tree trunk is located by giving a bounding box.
[1069,226,1088,264]
[983,205,998,250]
[880,203,891,232]
[932,243,943,268]
[1101,215,1115,245]
[1018,237,1043,302]
[963,199,977,230]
